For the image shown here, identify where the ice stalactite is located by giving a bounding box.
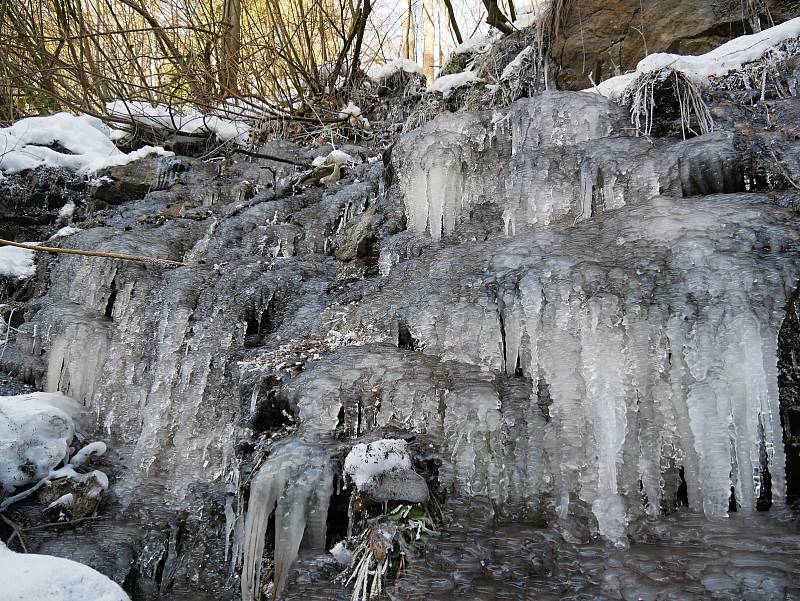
[241,439,333,601]
[393,93,749,241]
[335,195,800,543]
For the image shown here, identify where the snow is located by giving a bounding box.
[0,542,130,601]
[0,392,83,492]
[367,58,423,82]
[70,441,107,466]
[429,70,481,97]
[106,100,251,144]
[57,201,76,223]
[0,244,36,279]
[312,149,356,167]
[344,439,412,489]
[339,102,362,118]
[49,226,82,241]
[501,46,534,80]
[591,16,800,99]
[329,541,352,566]
[453,33,497,56]
[0,112,170,174]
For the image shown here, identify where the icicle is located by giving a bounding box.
[240,440,332,601]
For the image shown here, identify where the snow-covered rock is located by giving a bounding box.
[0,392,84,492]
[345,439,429,503]
[0,541,130,601]
[0,113,170,175]
[344,439,412,489]
[590,16,800,99]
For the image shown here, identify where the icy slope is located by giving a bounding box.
[335,194,800,541]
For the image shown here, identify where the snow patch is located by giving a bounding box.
[501,46,534,80]
[0,542,130,601]
[106,100,251,144]
[453,33,497,56]
[344,439,412,489]
[367,58,423,82]
[0,244,37,279]
[0,112,170,174]
[49,226,82,241]
[312,149,356,167]
[430,70,481,97]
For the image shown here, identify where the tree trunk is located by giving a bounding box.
[422,0,435,85]
[220,0,241,94]
[482,0,513,34]
[348,0,371,84]
[403,0,416,60]
[441,0,463,44]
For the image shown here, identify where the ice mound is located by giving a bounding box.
[393,91,754,240]
[331,194,800,543]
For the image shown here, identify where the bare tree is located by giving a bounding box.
[403,0,416,60]
[482,0,513,34]
[423,0,435,85]
[220,0,241,94]
[441,0,463,45]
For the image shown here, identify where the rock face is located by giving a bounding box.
[2,38,800,601]
[553,0,800,89]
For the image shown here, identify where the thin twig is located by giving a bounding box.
[0,239,185,267]
[0,512,29,553]
[22,516,104,531]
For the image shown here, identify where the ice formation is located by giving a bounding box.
[393,92,749,240]
[0,541,130,601]
[1,19,798,597]
[331,194,800,542]
[0,113,170,174]
[241,439,333,601]
[0,392,83,492]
